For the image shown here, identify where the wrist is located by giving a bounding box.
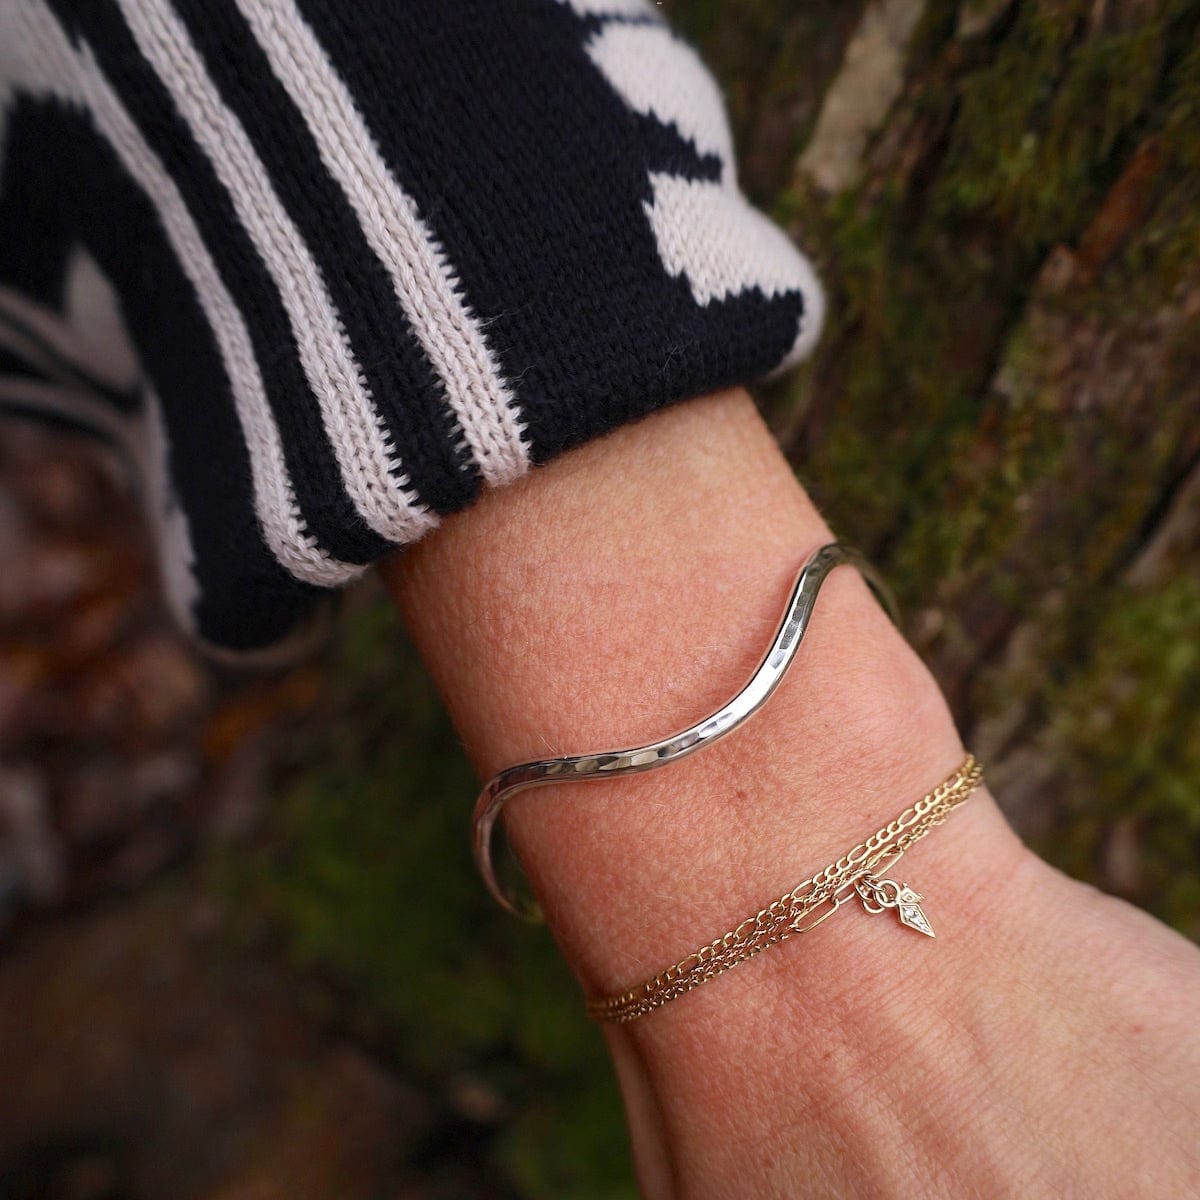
[383,389,1016,981]
[383,388,1036,1193]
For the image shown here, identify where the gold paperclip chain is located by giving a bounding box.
[586,755,983,1023]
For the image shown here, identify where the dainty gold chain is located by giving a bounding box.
[587,756,984,1023]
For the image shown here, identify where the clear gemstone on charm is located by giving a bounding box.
[899,903,935,937]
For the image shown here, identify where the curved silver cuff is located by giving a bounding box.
[471,542,896,919]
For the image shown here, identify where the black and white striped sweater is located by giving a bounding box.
[0,0,824,658]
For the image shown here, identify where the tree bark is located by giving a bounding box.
[670,0,1200,934]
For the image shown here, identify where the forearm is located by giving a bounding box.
[383,389,1017,971]
[381,388,1032,1193]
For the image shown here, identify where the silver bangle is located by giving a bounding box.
[472,542,897,919]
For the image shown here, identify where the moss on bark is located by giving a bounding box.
[681,0,1200,926]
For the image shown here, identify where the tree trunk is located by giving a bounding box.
[671,0,1200,934]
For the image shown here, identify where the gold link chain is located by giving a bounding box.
[587,756,984,1023]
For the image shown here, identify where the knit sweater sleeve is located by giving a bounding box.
[0,0,824,660]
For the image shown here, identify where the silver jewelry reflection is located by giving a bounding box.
[472,542,897,919]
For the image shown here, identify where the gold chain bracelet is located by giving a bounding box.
[587,755,984,1024]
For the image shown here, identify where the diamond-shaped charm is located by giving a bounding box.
[895,885,935,937]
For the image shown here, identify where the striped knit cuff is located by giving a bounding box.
[0,0,823,657]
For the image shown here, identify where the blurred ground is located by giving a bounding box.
[0,885,427,1200]
[0,423,628,1199]
[2,1,1199,1197]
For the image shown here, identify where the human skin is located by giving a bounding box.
[381,388,1200,1198]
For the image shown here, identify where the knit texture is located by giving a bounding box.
[0,0,824,657]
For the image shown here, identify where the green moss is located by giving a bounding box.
[1117,30,1200,295]
[771,0,1200,602]
[1037,577,1200,933]
[908,0,965,67]
[935,0,1188,255]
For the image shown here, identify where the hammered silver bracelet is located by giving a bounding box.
[472,542,896,919]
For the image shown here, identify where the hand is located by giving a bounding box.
[601,798,1200,1198]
